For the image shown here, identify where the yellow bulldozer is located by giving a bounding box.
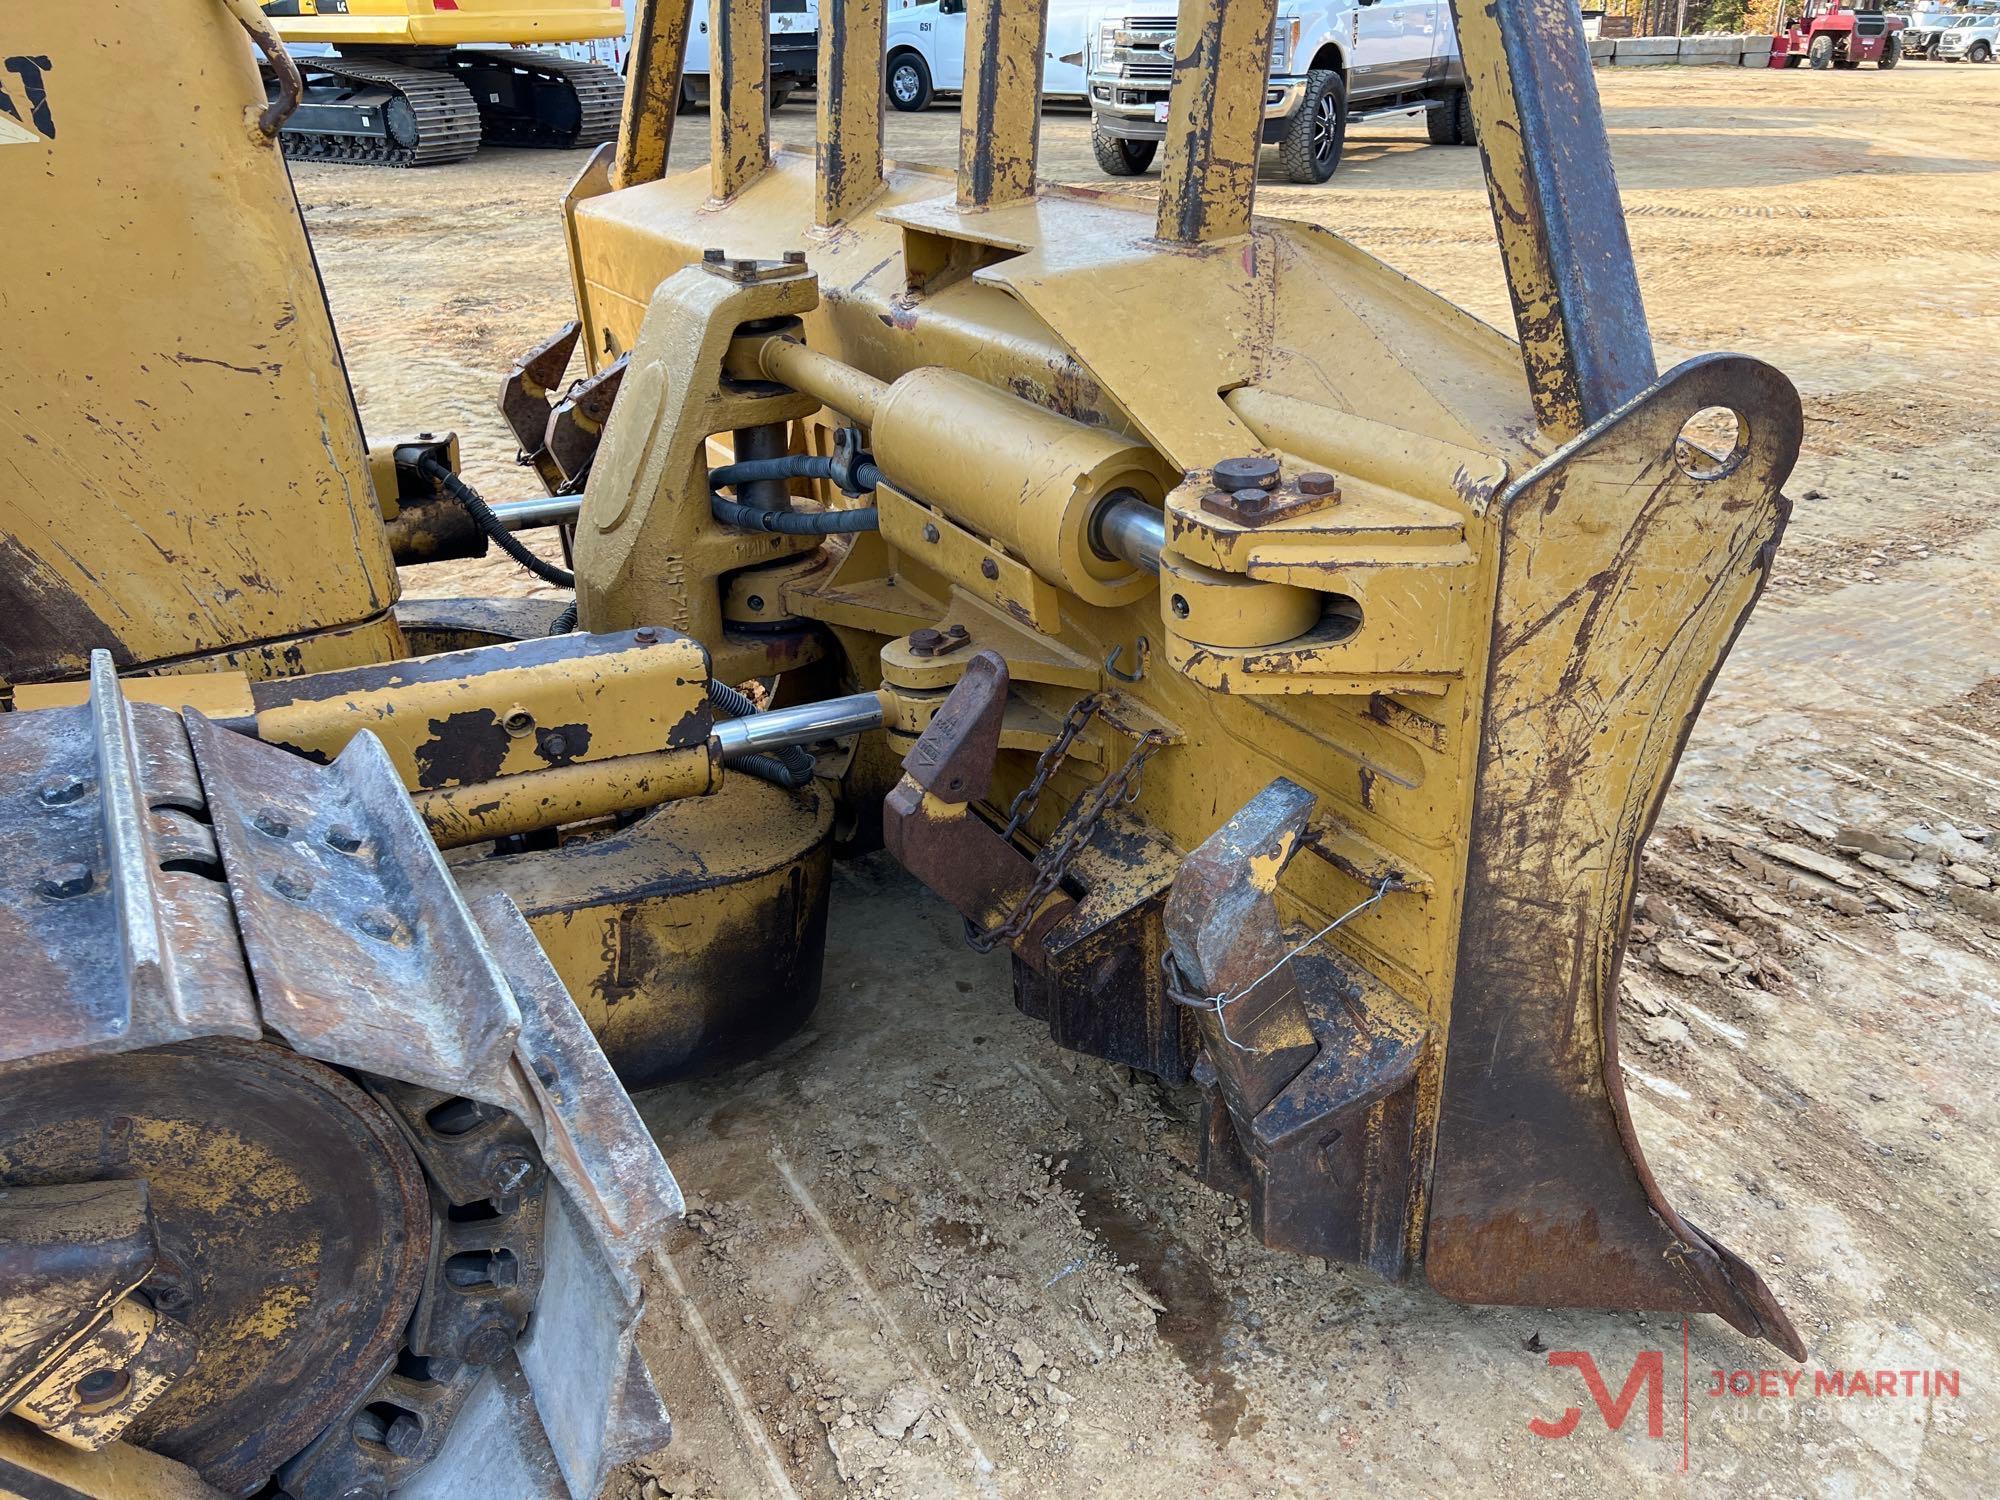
[260,0,627,164]
[0,0,1806,1492]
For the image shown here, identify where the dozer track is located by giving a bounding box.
[447,49,626,150]
[275,56,484,168]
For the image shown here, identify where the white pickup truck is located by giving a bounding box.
[1087,0,1471,182]
[886,0,1101,109]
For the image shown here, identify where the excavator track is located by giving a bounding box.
[274,56,484,168]
[447,49,626,149]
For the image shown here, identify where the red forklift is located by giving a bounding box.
[1771,0,1907,67]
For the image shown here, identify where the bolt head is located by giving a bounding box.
[1212,455,1280,491]
[703,247,726,263]
[486,1147,537,1197]
[921,523,940,544]
[907,627,944,657]
[1232,489,1269,512]
[1296,471,1339,497]
[383,1411,427,1458]
[980,557,1000,580]
[783,249,807,265]
[38,862,93,899]
[543,732,570,759]
[356,908,404,944]
[634,626,659,643]
[252,809,291,839]
[271,870,314,903]
[74,1368,126,1403]
[324,825,363,855]
[39,775,91,807]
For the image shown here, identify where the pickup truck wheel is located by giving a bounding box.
[1877,34,1901,67]
[1453,87,1476,146]
[1280,70,1346,184]
[1424,88,1477,147]
[1808,34,1835,67]
[888,52,933,112]
[1425,93,1456,145]
[1972,40,1993,62]
[1091,129,1157,177]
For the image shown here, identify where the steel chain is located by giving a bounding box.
[966,714,1169,954]
[997,693,1103,844]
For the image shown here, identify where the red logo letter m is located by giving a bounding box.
[1530,1352,1666,1440]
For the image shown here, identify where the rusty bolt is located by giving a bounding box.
[271,870,315,903]
[461,1321,515,1367]
[39,774,91,806]
[1296,471,1339,497]
[486,1147,537,1198]
[979,557,999,580]
[635,626,658,644]
[543,732,569,759]
[1230,489,1270,513]
[702,247,726,264]
[324,825,363,855]
[1212,455,1280,491]
[145,1274,192,1316]
[355,909,404,944]
[921,523,940,544]
[38,862,93,899]
[783,249,807,265]
[253,809,291,838]
[730,258,759,280]
[73,1368,130,1409]
[907,624,970,659]
[382,1411,426,1459]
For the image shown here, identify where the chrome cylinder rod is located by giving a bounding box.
[1094,492,1166,575]
[490,496,584,531]
[711,691,887,760]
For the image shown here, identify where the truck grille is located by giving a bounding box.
[1121,15,1180,27]
[1121,60,1174,80]
[1854,12,1887,34]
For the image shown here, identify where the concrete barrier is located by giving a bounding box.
[1681,34,1747,64]
[1613,34,1680,65]
[1592,32,1783,69]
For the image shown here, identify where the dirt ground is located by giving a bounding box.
[292,62,1999,1499]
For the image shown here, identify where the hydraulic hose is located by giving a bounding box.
[705,679,817,790]
[707,453,882,536]
[420,456,576,588]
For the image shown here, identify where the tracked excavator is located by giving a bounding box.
[3,0,1810,1492]
[261,0,626,165]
